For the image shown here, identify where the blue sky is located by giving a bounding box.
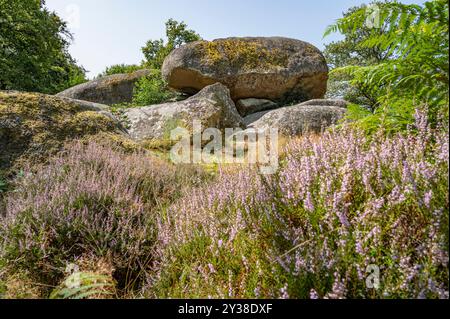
[45,0,425,78]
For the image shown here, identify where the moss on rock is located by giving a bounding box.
[80,132,142,154]
[0,91,125,175]
[197,39,289,72]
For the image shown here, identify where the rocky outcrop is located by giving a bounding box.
[245,104,346,136]
[236,98,278,117]
[0,91,125,174]
[162,37,328,103]
[124,83,244,142]
[56,69,150,105]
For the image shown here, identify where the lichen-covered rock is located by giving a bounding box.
[162,37,328,103]
[56,69,150,105]
[124,83,244,143]
[245,104,346,136]
[236,98,278,117]
[0,91,125,174]
[299,99,349,108]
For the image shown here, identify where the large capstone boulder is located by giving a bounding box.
[124,83,244,143]
[56,69,150,105]
[0,91,125,174]
[162,37,328,103]
[245,104,346,136]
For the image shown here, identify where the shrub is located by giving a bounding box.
[97,64,141,78]
[0,1,87,94]
[325,0,449,132]
[0,140,209,297]
[142,19,201,70]
[151,108,449,299]
[131,70,178,106]
[129,19,201,107]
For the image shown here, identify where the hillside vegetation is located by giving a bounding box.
[0,0,448,299]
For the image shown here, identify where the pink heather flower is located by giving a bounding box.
[372,198,385,212]
[325,273,347,299]
[304,191,315,212]
[228,270,234,298]
[254,287,261,298]
[424,191,433,209]
[280,284,289,299]
[208,263,216,274]
[338,211,351,228]
[310,289,320,299]
[414,108,429,136]
[356,240,365,255]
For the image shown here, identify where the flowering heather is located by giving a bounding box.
[152,109,449,299]
[0,140,208,295]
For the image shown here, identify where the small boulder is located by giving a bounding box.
[236,98,278,117]
[246,104,346,136]
[162,37,328,103]
[56,69,150,105]
[124,83,244,143]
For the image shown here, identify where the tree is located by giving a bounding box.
[142,19,201,69]
[0,0,86,94]
[132,19,201,106]
[96,64,141,78]
[324,1,396,108]
[325,0,449,133]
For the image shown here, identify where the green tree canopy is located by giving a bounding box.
[0,0,86,94]
[324,1,396,108]
[132,19,201,106]
[96,64,141,78]
[325,0,449,133]
[142,18,201,69]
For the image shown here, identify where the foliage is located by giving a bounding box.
[97,64,141,78]
[0,176,7,194]
[324,1,394,107]
[131,69,179,106]
[0,91,120,174]
[150,109,449,299]
[129,19,201,106]
[142,19,201,70]
[50,272,115,299]
[0,0,87,94]
[0,140,209,297]
[324,0,449,132]
[1,110,448,299]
